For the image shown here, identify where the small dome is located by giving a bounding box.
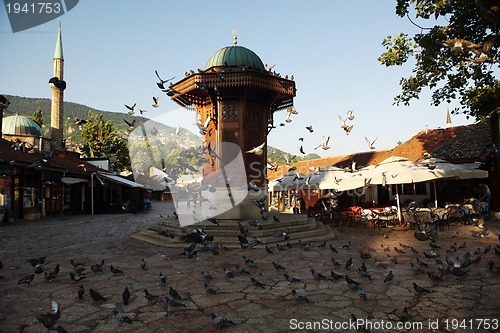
[2,114,44,137]
[205,45,265,70]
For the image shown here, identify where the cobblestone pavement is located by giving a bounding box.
[1,201,500,333]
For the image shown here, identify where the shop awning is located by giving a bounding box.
[100,174,144,188]
[61,177,88,184]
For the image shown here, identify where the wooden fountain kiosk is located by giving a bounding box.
[134,34,337,247]
[168,34,295,219]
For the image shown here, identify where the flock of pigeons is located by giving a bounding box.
[4,204,500,331]
[270,107,379,163]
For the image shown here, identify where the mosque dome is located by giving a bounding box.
[2,114,44,137]
[205,45,265,71]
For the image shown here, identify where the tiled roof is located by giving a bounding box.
[0,138,98,176]
[268,121,492,180]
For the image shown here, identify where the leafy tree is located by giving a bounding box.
[379,0,499,119]
[379,0,500,208]
[31,107,44,127]
[80,110,131,171]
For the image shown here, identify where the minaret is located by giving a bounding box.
[445,109,452,129]
[50,24,65,149]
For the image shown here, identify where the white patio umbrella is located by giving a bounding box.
[420,158,488,180]
[364,156,461,220]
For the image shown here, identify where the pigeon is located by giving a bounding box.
[124,103,136,114]
[243,256,257,268]
[399,307,411,322]
[329,244,338,253]
[344,125,353,135]
[345,275,360,289]
[77,285,85,299]
[345,257,353,269]
[343,240,352,249]
[90,260,104,273]
[140,259,146,270]
[155,70,175,89]
[246,142,266,156]
[275,228,290,240]
[179,229,214,244]
[122,286,131,305]
[291,289,310,303]
[0,94,10,108]
[306,125,313,133]
[299,145,306,154]
[365,137,377,150]
[27,257,46,266]
[412,282,431,294]
[265,246,274,254]
[201,271,213,280]
[89,288,107,301]
[69,271,86,282]
[442,38,482,55]
[236,265,250,275]
[205,283,217,294]
[445,251,471,276]
[285,274,302,283]
[35,296,67,333]
[159,272,167,284]
[357,268,372,280]
[123,118,136,132]
[223,268,234,279]
[384,270,393,283]
[346,109,355,120]
[18,273,34,285]
[356,285,367,301]
[169,286,181,300]
[113,309,133,324]
[273,215,281,223]
[315,136,331,150]
[144,289,160,303]
[34,263,44,274]
[110,265,123,274]
[73,117,87,126]
[310,269,327,280]
[249,237,262,248]
[427,271,444,282]
[211,313,236,328]
[330,270,344,280]
[251,277,266,289]
[165,296,186,308]
[152,96,159,108]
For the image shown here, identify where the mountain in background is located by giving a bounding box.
[2,94,320,162]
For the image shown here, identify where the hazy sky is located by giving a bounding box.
[0,0,476,158]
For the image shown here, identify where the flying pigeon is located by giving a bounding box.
[346,109,354,121]
[123,118,136,132]
[365,137,377,150]
[306,125,313,133]
[246,142,266,155]
[152,96,159,108]
[155,70,175,89]
[315,136,331,150]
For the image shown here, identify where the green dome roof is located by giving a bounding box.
[2,114,44,137]
[205,45,265,70]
